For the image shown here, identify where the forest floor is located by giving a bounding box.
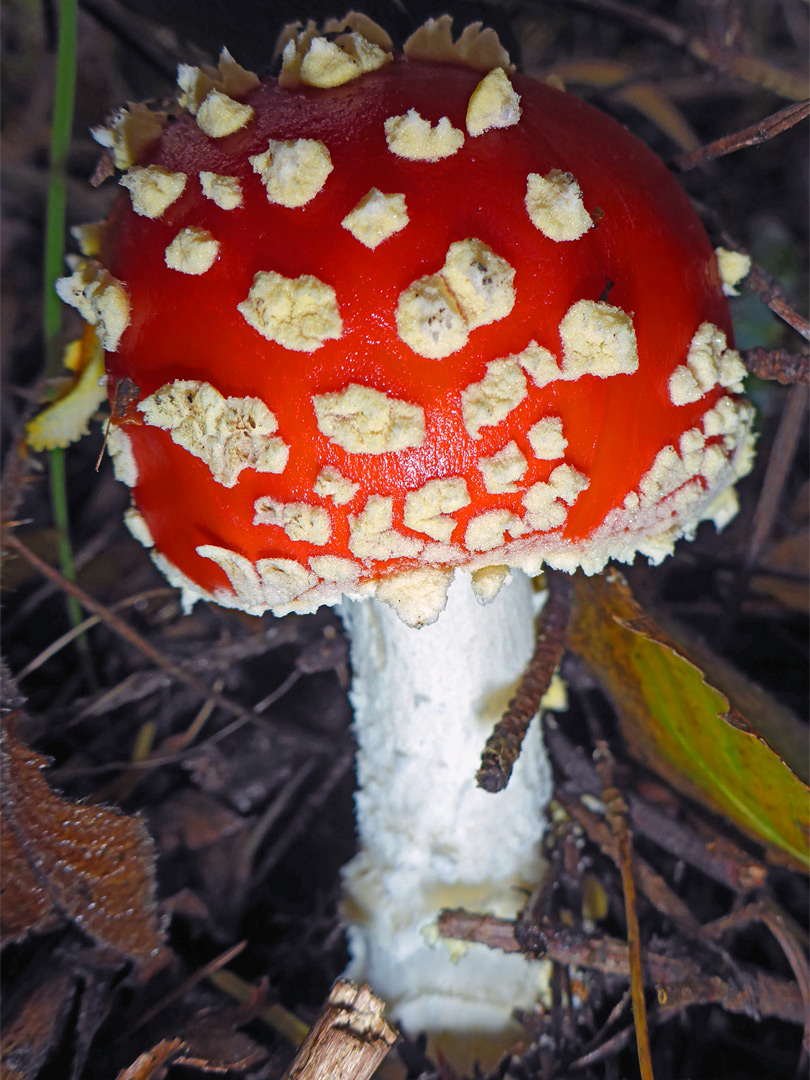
[2,2,808,1078]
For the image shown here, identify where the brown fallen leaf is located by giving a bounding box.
[0,714,165,958]
[115,1039,186,1080]
[151,787,245,855]
[173,1008,268,1073]
[0,970,76,1080]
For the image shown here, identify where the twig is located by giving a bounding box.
[570,1018,643,1069]
[654,972,803,1027]
[241,759,320,868]
[255,751,355,882]
[15,587,175,679]
[745,264,810,342]
[116,1040,185,1080]
[745,385,809,574]
[594,744,654,1080]
[57,672,325,778]
[673,99,810,169]
[254,668,301,713]
[564,0,809,100]
[743,348,809,386]
[546,719,768,892]
[62,621,301,728]
[2,517,120,635]
[208,969,309,1046]
[568,990,633,1070]
[720,383,809,643]
[556,789,700,935]
[280,979,398,1080]
[4,532,335,757]
[703,899,810,1051]
[134,941,247,1032]
[700,222,809,343]
[477,572,572,792]
[437,909,806,1025]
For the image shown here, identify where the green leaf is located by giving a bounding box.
[568,570,809,872]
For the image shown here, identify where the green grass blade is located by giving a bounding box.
[43,0,92,663]
[43,0,79,376]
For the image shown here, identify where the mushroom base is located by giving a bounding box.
[339,571,552,1041]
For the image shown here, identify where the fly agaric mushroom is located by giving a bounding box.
[58,13,755,1047]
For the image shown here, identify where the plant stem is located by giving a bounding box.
[44,0,87,651]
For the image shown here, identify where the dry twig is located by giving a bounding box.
[4,531,335,757]
[437,909,807,1026]
[280,979,397,1080]
[546,719,768,892]
[134,941,247,1033]
[565,0,809,99]
[477,572,572,792]
[674,99,810,169]
[720,383,809,642]
[556,789,700,936]
[703,900,810,1052]
[743,348,809,385]
[745,264,810,342]
[594,744,654,1080]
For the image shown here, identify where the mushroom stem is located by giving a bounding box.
[339,570,552,1039]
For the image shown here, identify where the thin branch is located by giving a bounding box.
[556,789,700,936]
[545,719,768,892]
[745,264,810,342]
[477,572,572,792]
[564,0,809,100]
[15,587,175,679]
[703,899,810,1049]
[62,620,302,727]
[4,532,335,757]
[595,745,654,1080]
[743,348,809,385]
[134,941,247,1032]
[570,1022,638,1070]
[674,99,810,170]
[280,979,397,1080]
[437,909,807,1026]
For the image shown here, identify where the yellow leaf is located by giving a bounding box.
[568,570,809,872]
[26,327,107,451]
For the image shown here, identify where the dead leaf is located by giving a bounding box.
[0,795,64,942]
[69,949,128,1080]
[568,571,810,872]
[1,714,165,957]
[25,325,107,451]
[151,788,245,855]
[115,1039,185,1080]
[173,1008,268,1073]
[0,970,76,1080]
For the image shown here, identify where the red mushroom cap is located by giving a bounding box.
[59,17,754,625]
